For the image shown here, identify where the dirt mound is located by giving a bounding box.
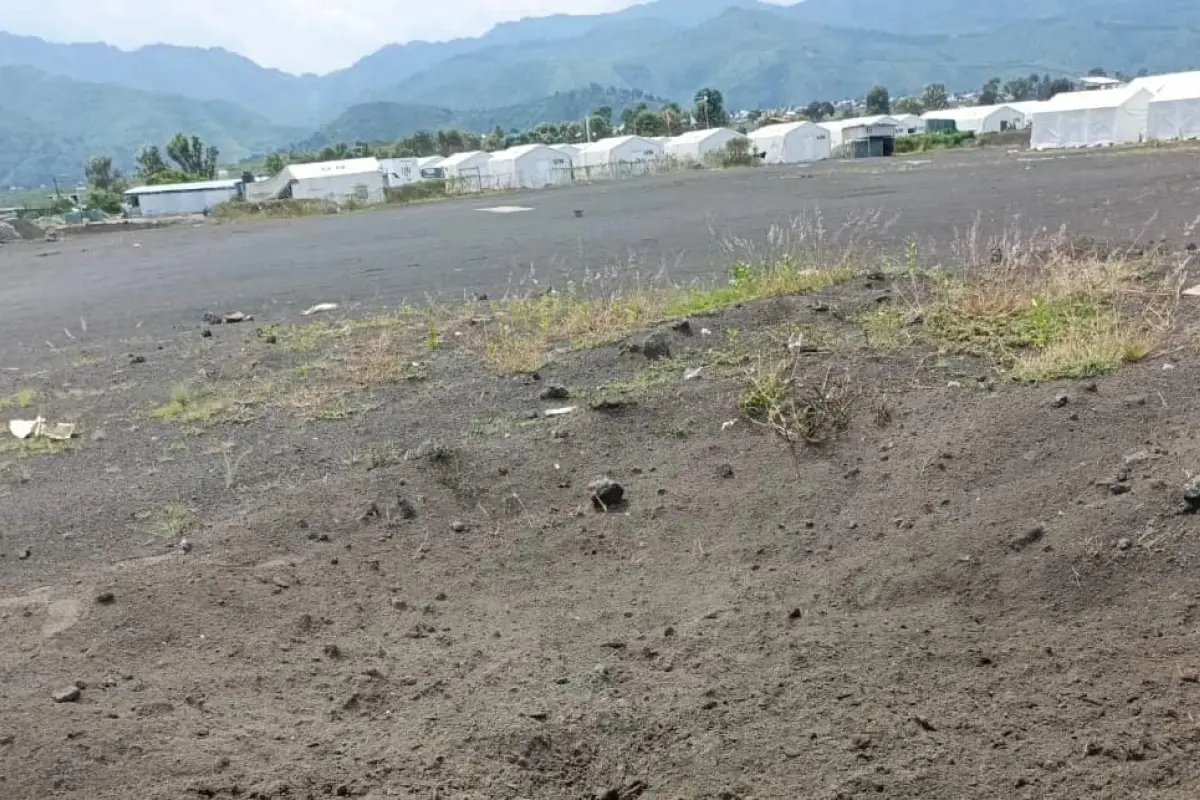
[0,220,21,243]
[3,261,1200,799]
[6,218,43,240]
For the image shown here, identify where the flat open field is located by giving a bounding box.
[2,146,1199,358]
[4,147,1200,799]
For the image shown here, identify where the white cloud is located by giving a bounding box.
[1,0,660,74]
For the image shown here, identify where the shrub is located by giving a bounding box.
[894,131,976,154]
[385,180,451,204]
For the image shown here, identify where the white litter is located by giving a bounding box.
[8,417,76,441]
[302,303,339,316]
[544,406,576,417]
[1183,284,1200,297]
[683,367,703,381]
[701,328,713,337]
[721,420,737,431]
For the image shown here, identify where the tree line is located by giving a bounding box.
[82,133,221,213]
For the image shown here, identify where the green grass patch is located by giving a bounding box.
[150,503,195,538]
[0,389,37,411]
[895,131,976,154]
[152,384,250,424]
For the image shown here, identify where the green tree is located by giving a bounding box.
[1040,78,1073,100]
[865,85,891,115]
[483,125,506,151]
[803,101,836,121]
[135,145,169,180]
[633,109,667,137]
[1003,78,1034,101]
[84,155,126,213]
[978,77,1001,105]
[694,88,728,128]
[1087,67,1108,77]
[920,83,950,111]
[263,153,286,176]
[586,114,612,141]
[893,97,924,115]
[166,134,219,179]
[660,102,687,135]
[593,106,613,124]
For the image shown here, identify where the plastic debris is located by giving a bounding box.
[1183,284,1200,297]
[544,406,576,417]
[302,303,339,316]
[8,417,76,440]
[721,420,737,431]
[683,367,703,381]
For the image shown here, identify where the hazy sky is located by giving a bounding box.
[1,0,769,74]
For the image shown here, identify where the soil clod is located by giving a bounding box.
[589,478,625,511]
[52,686,81,704]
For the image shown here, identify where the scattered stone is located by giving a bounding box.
[0,221,21,243]
[200,329,213,338]
[404,439,447,461]
[179,538,192,554]
[450,520,468,533]
[396,498,417,520]
[810,301,830,312]
[1180,668,1200,684]
[640,330,671,360]
[95,591,115,605]
[671,318,693,335]
[222,312,251,323]
[323,644,342,659]
[1124,450,1153,466]
[0,734,13,746]
[849,734,872,751]
[1110,483,1131,496]
[1180,475,1200,512]
[129,355,146,365]
[53,686,81,703]
[788,608,802,621]
[1117,537,1133,551]
[716,463,735,480]
[502,493,523,516]
[359,502,381,521]
[540,385,570,401]
[914,715,937,732]
[201,312,224,325]
[390,598,408,611]
[1052,394,1070,408]
[589,478,625,511]
[1010,525,1046,551]
[552,428,569,440]
[17,548,31,561]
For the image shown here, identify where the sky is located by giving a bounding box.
[0,0,737,75]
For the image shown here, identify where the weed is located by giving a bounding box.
[222,447,253,490]
[740,360,856,445]
[0,389,37,410]
[0,437,71,457]
[859,307,912,351]
[153,384,246,424]
[870,394,894,428]
[151,503,195,538]
[426,321,442,351]
[362,441,397,470]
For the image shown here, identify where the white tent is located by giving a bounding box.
[891,114,925,136]
[549,144,582,163]
[379,158,420,188]
[819,115,898,147]
[664,128,747,162]
[922,104,1025,134]
[1030,86,1153,149]
[489,144,574,189]
[1007,101,1048,125]
[417,156,444,169]
[286,158,385,204]
[748,122,831,164]
[440,151,494,191]
[1147,81,1200,141]
[578,136,663,177]
[1128,70,1200,97]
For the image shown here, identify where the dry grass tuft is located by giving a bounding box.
[740,359,857,445]
[882,237,1183,381]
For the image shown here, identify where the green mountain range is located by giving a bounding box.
[2,0,1199,186]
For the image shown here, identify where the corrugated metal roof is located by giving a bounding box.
[125,178,241,196]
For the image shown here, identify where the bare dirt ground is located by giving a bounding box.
[4,149,1200,799]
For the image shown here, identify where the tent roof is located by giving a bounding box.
[748,121,821,138]
[125,178,241,196]
[286,158,380,180]
[1035,85,1149,112]
[669,127,742,144]
[1140,71,1200,102]
[922,104,1018,122]
[820,115,897,132]
[439,151,490,167]
[583,135,661,154]
[490,144,559,162]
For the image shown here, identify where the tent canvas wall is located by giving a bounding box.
[549,144,582,163]
[439,151,494,191]
[819,116,898,148]
[922,104,1024,134]
[1146,73,1200,141]
[489,145,573,189]
[578,136,663,177]
[379,158,420,188]
[747,122,830,164]
[891,115,925,136]
[1030,86,1153,149]
[664,128,746,162]
[287,158,385,203]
